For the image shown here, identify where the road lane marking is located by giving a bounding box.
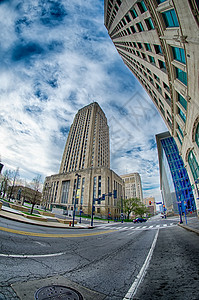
[0,226,116,238]
[123,229,159,300]
[149,225,153,228]
[0,252,66,258]
[163,224,167,227]
[134,226,140,230]
[156,225,160,228]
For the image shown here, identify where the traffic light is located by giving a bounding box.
[113,190,117,199]
[102,194,105,200]
[149,201,151,205]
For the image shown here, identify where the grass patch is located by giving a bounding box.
[22,212,42,217]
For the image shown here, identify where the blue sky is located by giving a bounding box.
[0,0,167,201]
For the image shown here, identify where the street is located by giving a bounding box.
[0,215,199,299]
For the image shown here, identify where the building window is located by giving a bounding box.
[145,17,155,30]
[154,44,163,54]
[194,123,199,148]
[178,93,187,110]
[93,176,97,199]
[61,181,70,204]
[98,176,101,197]
[172,47,186,64]
[159,60,166,71]
[80,177,85,205]
[177,133,182,145]
[130,8,138,19]
[130,25,136,33]
[137,1,147,14]
[156,0,167,4]
[176,68,187,85]
[149,55,155,64]
[178,107,186,123]
[144,43,151,51]
[177,123,184,138]
[162,9,179,27]
[125,14,131,23]
[188,151,199,181]
[136,22,144,32]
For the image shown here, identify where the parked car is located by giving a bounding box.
[133,217,147,223]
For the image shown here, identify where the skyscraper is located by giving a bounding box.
[43,102,123,219]
[156,132,196,217]
[104,0,199,215]
[59,102,110,173]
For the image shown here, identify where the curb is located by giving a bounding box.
[0,212,94,230]
[178,223,199,235]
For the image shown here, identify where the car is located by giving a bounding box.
[133,217,147,223]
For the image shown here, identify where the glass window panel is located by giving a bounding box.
[178,93,187,110]
[195,124,199,148]
[188,151,199,181]
[162,9,179,27]
[178,107,186,123]
[176,68,187,85]
[172,47,186,64]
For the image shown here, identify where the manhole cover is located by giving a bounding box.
[34,285,83,300]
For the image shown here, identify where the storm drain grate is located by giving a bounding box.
[34,285,83,300]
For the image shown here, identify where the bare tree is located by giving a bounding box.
[0,170,12,198]
[8,167,20,201]
[30,175,42,214]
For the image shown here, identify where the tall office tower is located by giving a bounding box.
[156,132,196,217]
[121,173,143,201]
[104,0,199,213]
[43,102,123,219]
[59,102,110,173]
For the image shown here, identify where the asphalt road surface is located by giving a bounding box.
[0,215,198,299]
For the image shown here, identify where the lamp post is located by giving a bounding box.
[177,191,183,224]
[121,196,123,223]
[72,173,81,227]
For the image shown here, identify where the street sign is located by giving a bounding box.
[156,202,162,205]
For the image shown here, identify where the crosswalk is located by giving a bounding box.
[96,222,176,232]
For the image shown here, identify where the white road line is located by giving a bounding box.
[0,252,66,258]
[156,225,160,228]
[134,226,140,230]
[123,229,159,300]
[149,225,153,228]
[163,224,167,227]
[142,226,147,229]
[170,223,173,226]
[127,231,136,236]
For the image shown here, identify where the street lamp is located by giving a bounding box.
[72,173,81,227]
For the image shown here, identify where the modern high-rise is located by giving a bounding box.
[43,102,123,219]
[104,0,199,214]
[156,132,196,217]
[121,172,143,201]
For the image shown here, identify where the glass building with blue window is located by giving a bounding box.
[156,132,196,216]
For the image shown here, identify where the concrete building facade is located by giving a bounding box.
[143,196,156,216]
[43,102,123,219]
[104,0,199,213]
[121,172,143,201]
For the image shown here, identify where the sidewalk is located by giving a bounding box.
[0,205,93,229]
[178,216,199,235]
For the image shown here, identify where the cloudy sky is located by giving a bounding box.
[0,0,167,201]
